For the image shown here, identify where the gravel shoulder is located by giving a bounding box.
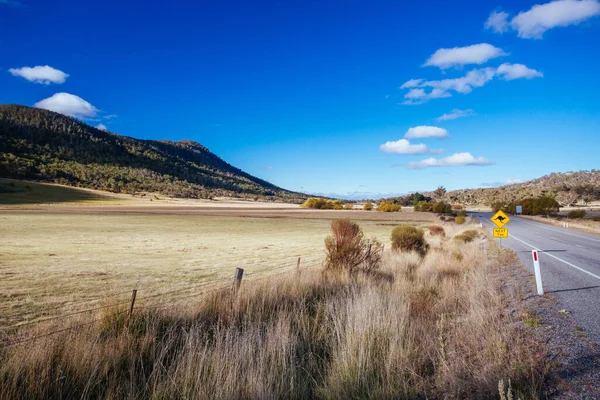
[494,246,600,399]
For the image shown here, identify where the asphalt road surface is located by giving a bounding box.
[471,212,600,344]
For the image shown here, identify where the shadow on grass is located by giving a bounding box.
[0,179,108,205]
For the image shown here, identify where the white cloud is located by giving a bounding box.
[402,88,451,105]
[423,43,507,69]
[96,123,108,131]
[104,114,118,120]
[436,109,475,121]
[379,139,442,155]
[422,67,497,94]
[485,11,510,33]
[8,65,69,85]
[400,63,542,104]
[400,78,423,89]
[406,152,493,169]
[34,93,99,118]
[404,126,449,139]
[486,0,600,39]
[496,63,544,80]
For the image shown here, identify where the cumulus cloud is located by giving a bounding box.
[379,139,442,155]
[423,43,507,69]
[436,109,475,121]
[400,63,542,104]
[485,11,510,33]
[8,65,69,85]
[96,123,108,131]
[496,63,544,80]
[404,126,449,139]
[486,0,600,39]
[407,152,493,169]
[34,93,99,118]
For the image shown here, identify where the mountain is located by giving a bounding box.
[0,105,305,202]
[440,171,600,207]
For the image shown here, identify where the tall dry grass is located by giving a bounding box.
[0,226,547,399]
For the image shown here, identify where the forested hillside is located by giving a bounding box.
[0,105,305,202]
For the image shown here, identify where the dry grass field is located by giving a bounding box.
[0,204,437,329]
[0,182,547,398]
[0,218,547,399]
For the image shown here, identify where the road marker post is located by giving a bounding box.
[532,250,544,295]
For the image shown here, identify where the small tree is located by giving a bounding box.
[433,186,447,199]
[363,202,373,211]
[324,220,381,275]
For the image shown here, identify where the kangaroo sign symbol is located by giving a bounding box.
[491,210,510,228]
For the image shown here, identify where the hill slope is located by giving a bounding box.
[0,105,304,202]
[441,171,600,207]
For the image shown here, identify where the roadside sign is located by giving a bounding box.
[491,210,510,228]
[516,205,522,215]
[493,228,508,238]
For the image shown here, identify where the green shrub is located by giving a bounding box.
[428,225,445,237]
[456,210,467,217]
[455,217,466,225]
[567,209,586,219]
[301,197,344,210]
[363,202,373,211]
[376,201,401,212]
[454,230,478,243]
[391,225,429,256]
[432,201,451,214]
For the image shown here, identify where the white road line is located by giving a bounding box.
[509,234,600,281]
[515,218,600,244]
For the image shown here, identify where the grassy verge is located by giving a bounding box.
[0,223,547,399]
[0,178,112,205]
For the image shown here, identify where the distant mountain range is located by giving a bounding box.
[0,105,305,202]
[439,171,600,207]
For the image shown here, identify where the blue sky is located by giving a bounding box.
[1,0,599,198]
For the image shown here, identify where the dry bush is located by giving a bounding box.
[363,202,373,211]
[455,216,466,224]
[391,225,429,257]
[324,220,381,275]
[567,209,586,219]
[343,203,353,210]
[454,229,479,243]
[428,225,446,237]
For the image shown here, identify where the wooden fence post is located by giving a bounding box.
[126,289,137,331]
[366,243,372,259]
[296,257,301,274]
[232,268,244,294]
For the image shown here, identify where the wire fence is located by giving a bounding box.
[0,255,324,350]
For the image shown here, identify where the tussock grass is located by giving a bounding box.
[0,227,546,399]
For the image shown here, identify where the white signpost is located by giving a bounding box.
[532,250,544,295]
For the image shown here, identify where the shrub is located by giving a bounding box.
[567,209,586,219]
[454,230,478,243]
[452,204,464,210]
[391,225,429,256]
[363,202,373,211]
[301,197,344,210]
[343,204,354,210]
[455,217,466,225]
[428,225,445,237]
[324,220,381,274]
[432,201,452,214]
[376,201,401,212]
[456,210,467,217]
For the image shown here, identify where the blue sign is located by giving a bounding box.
[516,205,523,214]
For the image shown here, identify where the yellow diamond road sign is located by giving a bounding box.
[491,210,510,228]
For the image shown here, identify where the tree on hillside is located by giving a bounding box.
[433,186,446,199]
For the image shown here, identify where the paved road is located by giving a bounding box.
[471,213,600,344]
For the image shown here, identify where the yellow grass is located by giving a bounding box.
[0,221,547,399]
[0,208,437,329]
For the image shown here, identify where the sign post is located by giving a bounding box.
[516,205,523,215]
[491,210,510,248]
[532,250,544,295]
